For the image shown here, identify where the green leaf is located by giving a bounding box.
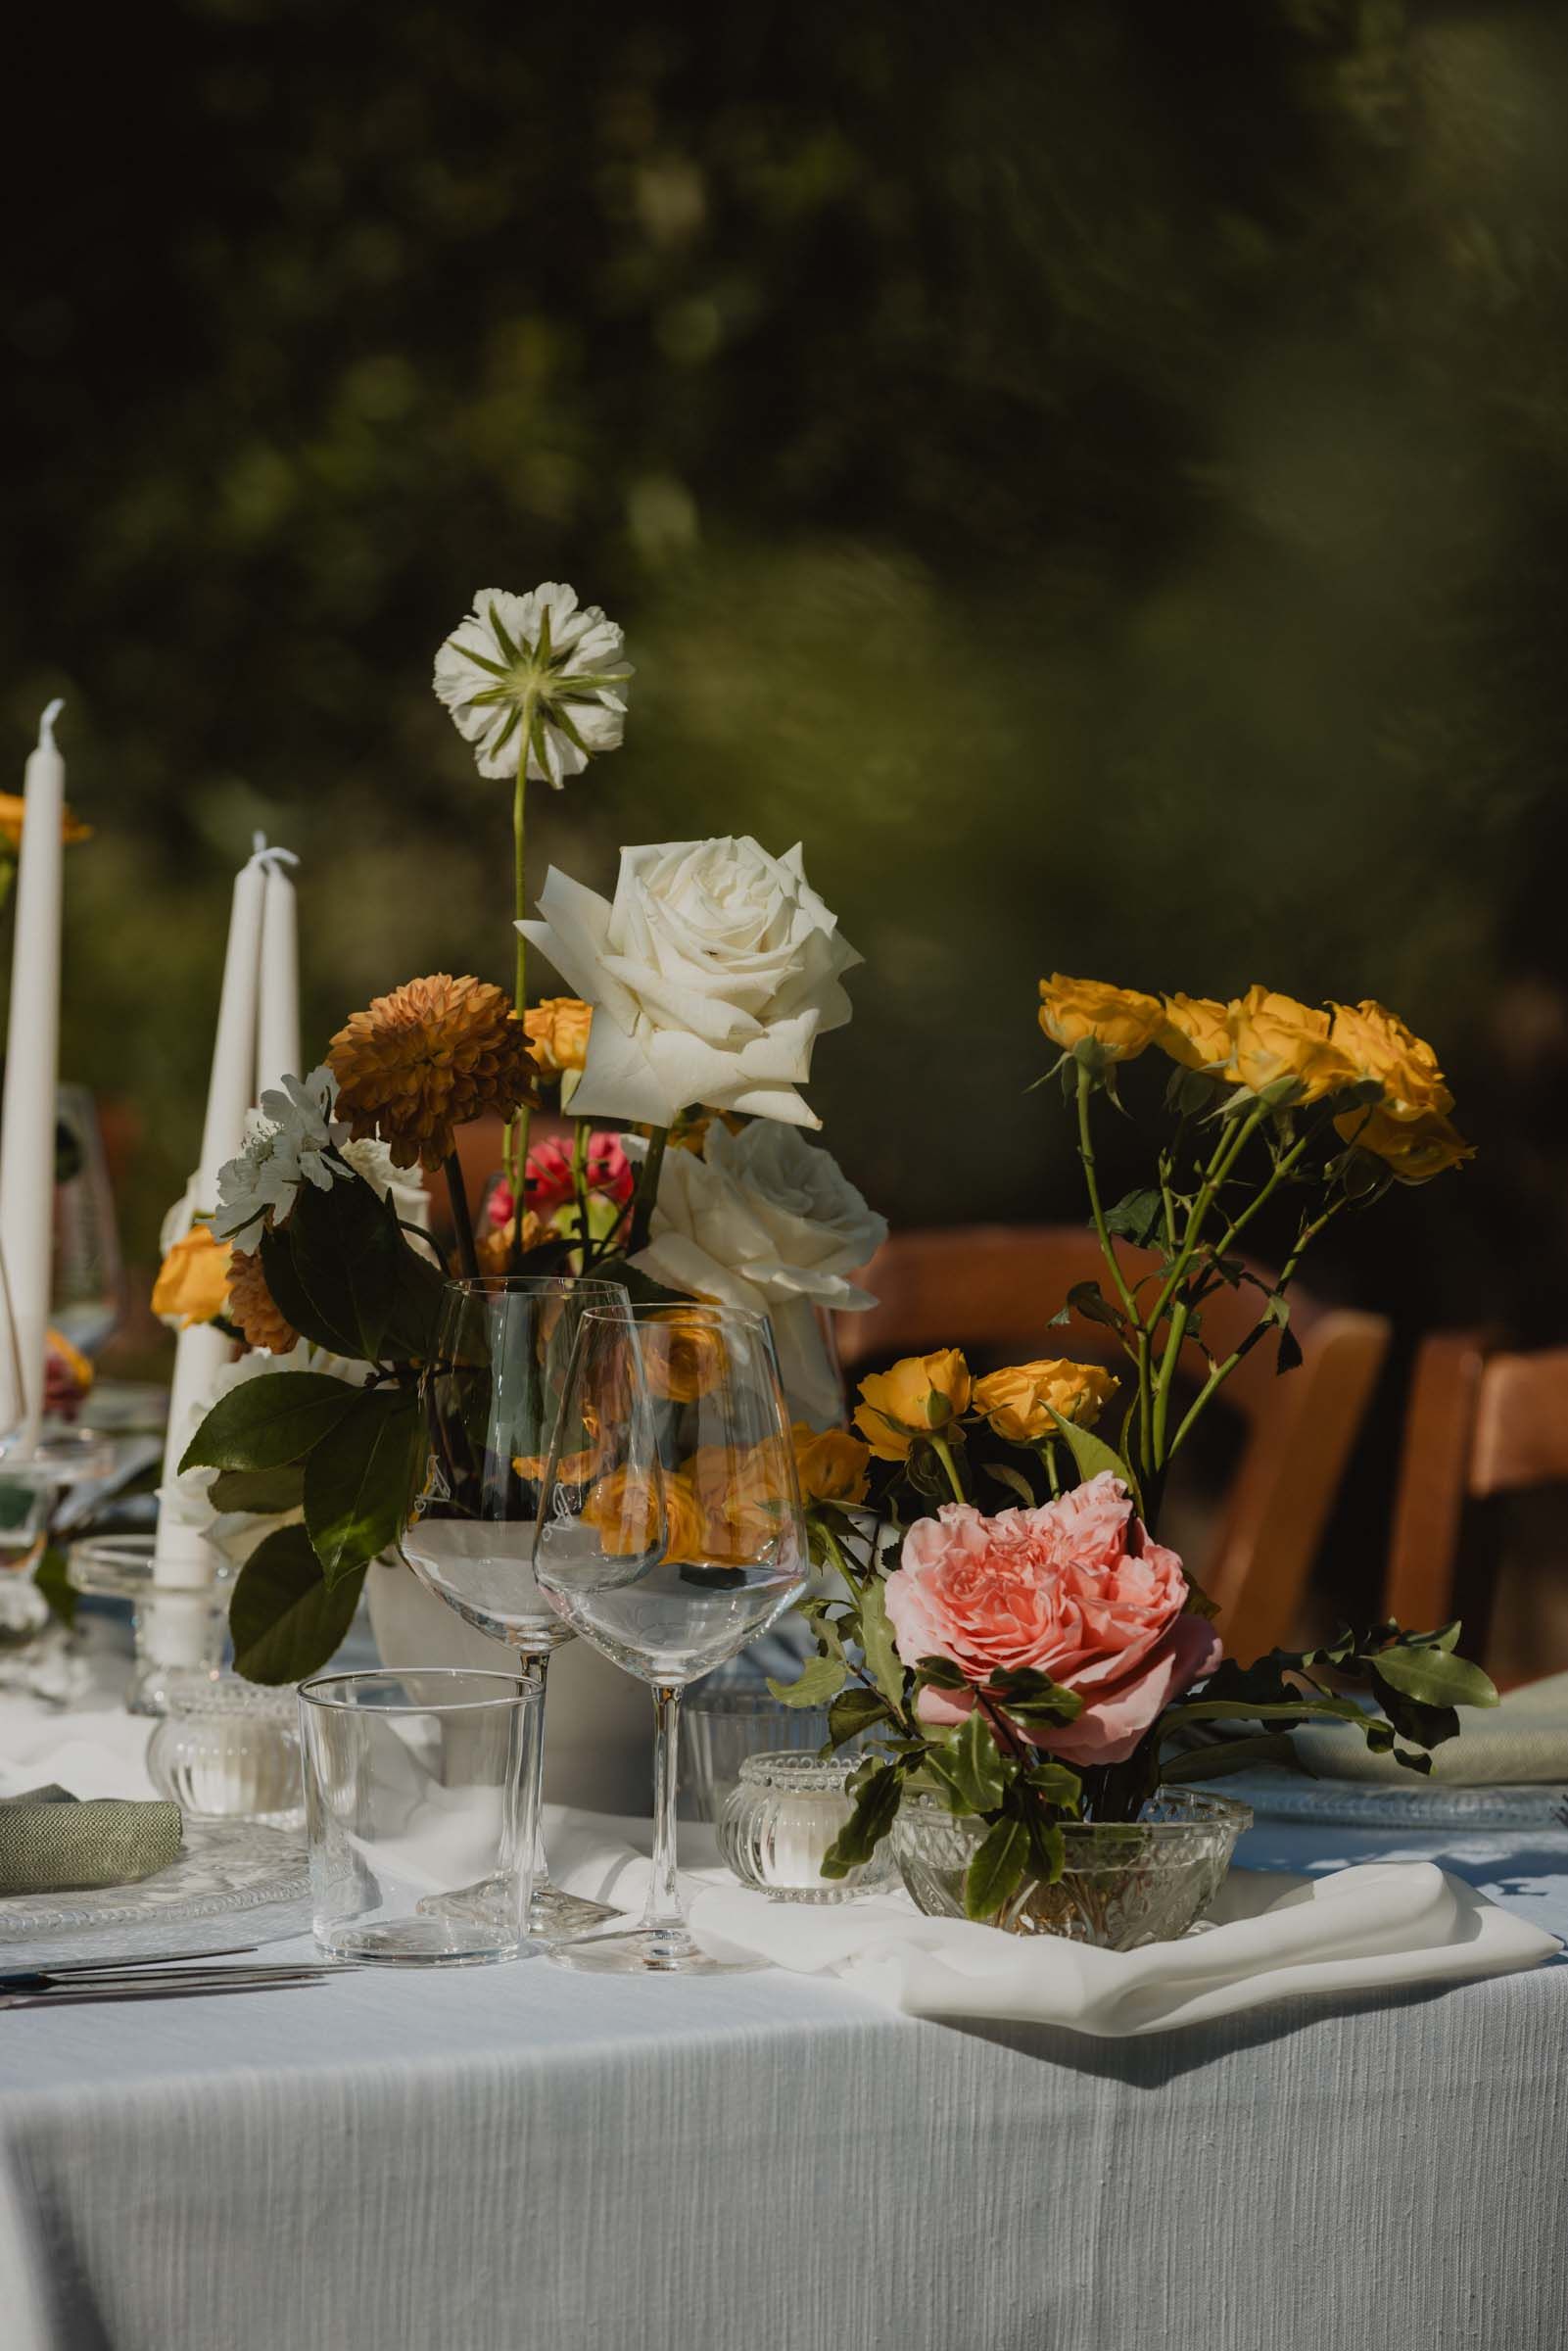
[380,1237,448,1364]
[588,1255,685,1309]
[1369,1644,1498,1711]
[179,1371,363,1474]
[31,1546,75,1629]
[260,1175,404,1361]
[1021,1758,1082,1805]
[229,1526,366,1684]
[1066,1279,1122,1331]
[984,1461,1038,1508]
[1103,1188,1164,1247]
[857,1577,906,1707]
[913,1653,968,1690]
[303,1388,424,1585]
[766,1652,848,1707]
[1044,1406,1140,1508]
[1161,1733,1300,1782]
[926,1707,1008,1812]
[208,1464,306,1515]
[827,1688,890,1747]
[963,1816,1029,1922]
[820,1762,904,1878]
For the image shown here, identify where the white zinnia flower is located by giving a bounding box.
[214,1066,350,1250]
[433,583,633,786]
[340,1135,431,1230]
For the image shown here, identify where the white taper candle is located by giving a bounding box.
[0,703,68,1453]
[255,842,300,1097]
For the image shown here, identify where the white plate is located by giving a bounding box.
[0,1818,309,1945]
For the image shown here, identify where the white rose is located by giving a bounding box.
[519,836,860,1129]
[631,1123,886,1427]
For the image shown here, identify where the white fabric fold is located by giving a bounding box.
[545,1808,1560,2038]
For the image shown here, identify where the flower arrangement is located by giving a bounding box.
[773,977,1496,1927]
[161,585,885,1680]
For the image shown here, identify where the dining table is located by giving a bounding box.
[0,1620,1564,2351]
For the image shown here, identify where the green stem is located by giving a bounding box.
[567,1117,591,1271]
[510,702,536,1262]
[1075,1065,1140,1323]
[927,1434,968,1505]
[1164,1195,1347,1459]
[444,1153,480,1281]
[628,1124,669,1256]
[1036,1440,1062,1500]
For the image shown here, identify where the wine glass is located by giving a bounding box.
[533,1301,810,1976]
[402,1273,631,1940]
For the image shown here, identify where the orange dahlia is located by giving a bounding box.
[328,975,537,1173]
[227,1249,299,1355]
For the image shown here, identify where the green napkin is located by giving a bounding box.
[0,1785,184,1896]
[1293,1669,1568,1788]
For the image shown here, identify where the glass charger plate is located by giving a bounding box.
[1206,1771,1568,1831]
[0,1819,309,1946]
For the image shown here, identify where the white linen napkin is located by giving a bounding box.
[545,1808,1560,2037]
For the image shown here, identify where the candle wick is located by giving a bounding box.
[245,833,301,877]
[36,700,64,753]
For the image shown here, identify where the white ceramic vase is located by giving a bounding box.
[364,1558,652,1815]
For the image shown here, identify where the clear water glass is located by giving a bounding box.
[148,1673,304,1828]
[534,1302,810,1975]
[403,1273,630,1940]
[719,1751,899,1903]
[299,1667,543,1965]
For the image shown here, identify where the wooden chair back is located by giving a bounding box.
[1386,1337,1568,1644]
[836,1224,1390,1660]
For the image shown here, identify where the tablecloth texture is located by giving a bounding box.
[2,1681,1566,2349]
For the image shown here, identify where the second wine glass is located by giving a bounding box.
[533,1301,810,1976]
[402,1273,631,1940]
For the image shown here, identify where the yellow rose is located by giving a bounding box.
[687,1442,795,1563]
[1329,1000,1453,1124]
[582,1465,710,1564]
[971,1359,1118,1445]
[1334,1104,1473,1183]
[0,792,92,852]
[1038,975,1164,1064]
[1158,993,1232,1076]
[151,1226,233,1329]
[1226,985,1354,1103]
[523,996,592,1079]
[791,1422,873,1508]
[853,1348,972,1462]
[642,1307,727,1403]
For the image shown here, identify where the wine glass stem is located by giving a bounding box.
[524,1647,552,1892]
[641,1682,686,1940]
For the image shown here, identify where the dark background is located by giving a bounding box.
[6,1,1568,1645]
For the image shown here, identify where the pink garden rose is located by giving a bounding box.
[881,1472,1221,1766]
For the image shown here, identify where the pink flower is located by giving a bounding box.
[881,1472,1221,1766]
[490,1132,637,1223]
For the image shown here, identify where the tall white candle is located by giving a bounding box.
[0,703,68,1453]
[255,844,300,1097]
[153,848,267,1593]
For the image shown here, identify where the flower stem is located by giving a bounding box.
[629,1124,669,1256]
[928,1434,968,1505]
[445,1153,479,1280]
[509,704,536,1263]
[569,1117,591,1271]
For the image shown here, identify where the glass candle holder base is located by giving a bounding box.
[67,1536,230,1715]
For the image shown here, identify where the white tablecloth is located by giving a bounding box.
[1,1656,1564,2349]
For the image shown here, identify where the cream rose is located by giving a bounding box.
[519,836,861,1128]
[631,1121,886,1427]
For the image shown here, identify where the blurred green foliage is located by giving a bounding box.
[6,0,1568,1354]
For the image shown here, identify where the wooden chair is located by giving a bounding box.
[835,1224,1390,1661]
[1386,1335,1568,1665]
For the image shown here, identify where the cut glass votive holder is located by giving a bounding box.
[299,1667,544,1966]
[147,1673,305,1829]
[683,1688,869,1824]
[719,1751,899,1904]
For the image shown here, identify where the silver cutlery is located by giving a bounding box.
[1,1973,330,2010]
[0,1957,356,2006]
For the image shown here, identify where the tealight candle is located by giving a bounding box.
[718,1751,899,1904]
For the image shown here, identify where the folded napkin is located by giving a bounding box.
[1294,1668,1568,1787]
[0,1784,182,1896]
[546,1809,1560,2038]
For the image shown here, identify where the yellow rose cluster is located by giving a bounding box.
[852,1346,1116,1460]
[1038,975,1470,1182]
